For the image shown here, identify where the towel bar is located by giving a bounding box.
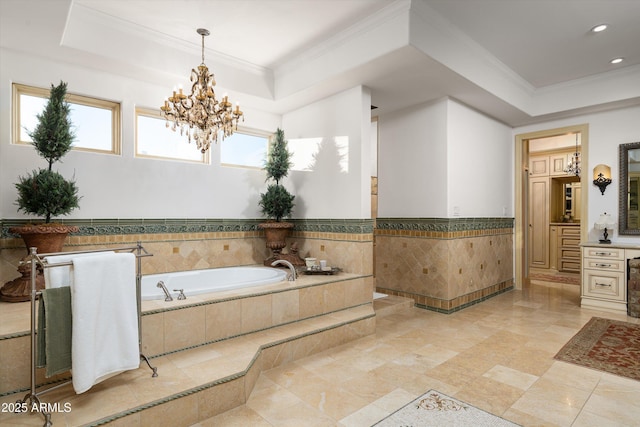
[17,241,156,427]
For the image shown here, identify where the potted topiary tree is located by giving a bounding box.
[1,81,80,302]
[258,128,296,266]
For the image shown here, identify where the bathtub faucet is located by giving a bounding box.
[157,281,173,301]
[271,260,297,281]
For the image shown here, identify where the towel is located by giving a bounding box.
[37,287,72,377]
[43,251,113,289]
[70,252,140,394]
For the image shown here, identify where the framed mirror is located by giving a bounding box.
[619,141,640,234]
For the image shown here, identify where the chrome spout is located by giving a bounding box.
[157,281,173,301]
[271,260,297,281]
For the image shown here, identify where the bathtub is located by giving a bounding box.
[141,266,288,300]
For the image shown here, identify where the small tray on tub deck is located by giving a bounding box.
[303,267,341,275]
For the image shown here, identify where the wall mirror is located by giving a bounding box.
[619,141,640,234]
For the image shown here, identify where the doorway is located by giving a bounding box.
[514,124,589,289]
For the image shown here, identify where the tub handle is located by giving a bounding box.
[174,289,186,300]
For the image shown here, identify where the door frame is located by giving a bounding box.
[514,123,589,289]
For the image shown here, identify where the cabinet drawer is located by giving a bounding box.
[582,269,625,301]
[583,258,624,271]
[560,237,580,247]
[560,249,581,259]
[583,247,623,259]
[560,260,581,272]
[560,227,580,236]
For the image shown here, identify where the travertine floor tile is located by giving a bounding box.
[209,281,639,426]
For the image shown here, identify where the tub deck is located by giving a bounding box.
[0,269,381,426]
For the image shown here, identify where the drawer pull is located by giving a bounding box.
[595,252,612,256]
[595,263,612,268]
[595,282,612,287]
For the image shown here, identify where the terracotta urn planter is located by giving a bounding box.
[259,221,294,266]
[0,224,78,302]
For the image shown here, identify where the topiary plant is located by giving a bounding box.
[15,81,80,223]
[259,128,294,221]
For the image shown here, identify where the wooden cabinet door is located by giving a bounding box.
[529,156,549,176]
[529,177,550,268]
[550,153,569,176]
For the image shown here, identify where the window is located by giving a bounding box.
[12,83,121,154]
[220,129,271,169]
[135,108,208,163]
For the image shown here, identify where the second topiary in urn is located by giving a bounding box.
[259,128,296,266]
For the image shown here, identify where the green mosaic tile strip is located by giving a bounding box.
[293,218,374,234]
[415,286,514,314]
[376,217,514,232]
[1,218,374,238]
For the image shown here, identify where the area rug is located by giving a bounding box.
[372,389,520,426]
[529,272,580,285]
[554,317,640,381]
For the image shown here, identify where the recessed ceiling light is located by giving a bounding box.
[591,24,608,33]
[610,57,624,64]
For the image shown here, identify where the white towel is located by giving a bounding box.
[70,252,140,394]
[43,252,113,289]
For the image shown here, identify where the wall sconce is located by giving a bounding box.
[594,212,616,244]
[593,164,612,195]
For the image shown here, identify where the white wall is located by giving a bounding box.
[0,49,369,221]
[377,98,448,217]
[377,97,512,218]
[282,86,372,219]
[447,100,513,217]
[514,104,640,244]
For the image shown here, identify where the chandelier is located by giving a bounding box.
[161,28,243,153]
[564,133,581,176]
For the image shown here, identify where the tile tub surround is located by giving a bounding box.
[139,273,373,357]
[0,305,375,427]
[0,272,373,395]
[375,218,514,313]
[0,218,374,283]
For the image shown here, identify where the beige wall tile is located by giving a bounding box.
[197,378,245,420]
[164,306,206,353]
[205,300,242,342]
[299,285,325,318]
[241,294,272,334]
[272,290,300,325]
[141,313,164,356]
[140,393,199,427]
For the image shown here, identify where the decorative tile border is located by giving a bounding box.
[376,279,514,314]
[1,218,374,239]
[376,217,513,238]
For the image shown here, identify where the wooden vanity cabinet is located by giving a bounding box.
[581,244,640,313]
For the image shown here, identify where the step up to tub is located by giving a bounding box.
[0,304,375,427]
[0,272,373,396]
[373,294,414,318]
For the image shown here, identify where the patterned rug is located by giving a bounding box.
[554,317,640,381]
[372,390,520,426]
[529,272,580,285]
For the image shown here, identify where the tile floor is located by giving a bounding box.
[194,280,640,427]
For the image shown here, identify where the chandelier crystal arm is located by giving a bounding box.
[160,28,243,153]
